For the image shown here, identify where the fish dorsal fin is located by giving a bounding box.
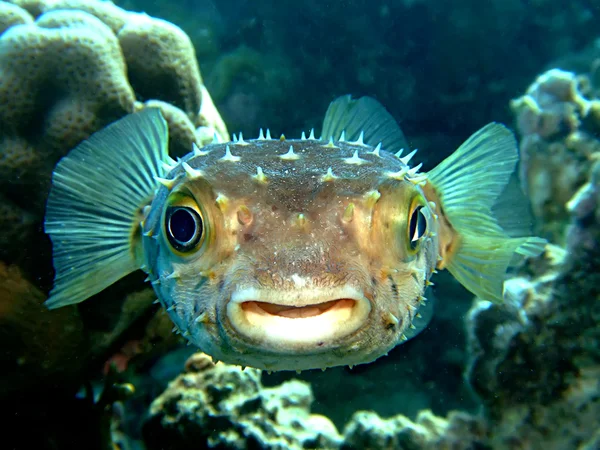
[44,108,169,309]
[426,123,547,302]
[321,95,409,154]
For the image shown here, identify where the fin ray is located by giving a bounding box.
[44,108,168,309]
[321,95,409,153]
[427,123,547,302]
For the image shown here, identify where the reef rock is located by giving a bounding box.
[510,68,600,244]
[144,353,342,450]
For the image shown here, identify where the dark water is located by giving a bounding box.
[1,0,599,449]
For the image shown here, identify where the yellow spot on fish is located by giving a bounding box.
[215,193,230,210]
[253,166,268,185]
[279,145,300,161]
[342,203,355,223]
[363,190,381,210]
[320,167,338,182]
[322,138,339,149]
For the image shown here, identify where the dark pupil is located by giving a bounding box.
[409,206,426,248]
[167,207,202,251]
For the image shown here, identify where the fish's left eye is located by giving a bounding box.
[166,206,204,252]
[408,205,427,249]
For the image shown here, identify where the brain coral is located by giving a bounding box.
[0,0,228,400]
[0,0,228,264]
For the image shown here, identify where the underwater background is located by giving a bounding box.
[1,0,599,449]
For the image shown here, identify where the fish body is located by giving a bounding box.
[44,96,546,371]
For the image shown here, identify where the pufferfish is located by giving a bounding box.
[44,95,546,371]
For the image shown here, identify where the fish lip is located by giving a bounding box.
[226,285,372,350]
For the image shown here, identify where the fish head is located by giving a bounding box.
[142,138,438,370]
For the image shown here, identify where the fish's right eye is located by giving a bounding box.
[166,206,204,252]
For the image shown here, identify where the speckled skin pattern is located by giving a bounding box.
[142,136,438,371]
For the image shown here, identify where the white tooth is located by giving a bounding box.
[258,128,266,140]
[308,128,315,140]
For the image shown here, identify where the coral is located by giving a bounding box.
[144,353,342,450]
[510,68,600,243]
[0,0,228,254]
[341,409,485,450]
[461,157,600,448]
[0,0,228,432]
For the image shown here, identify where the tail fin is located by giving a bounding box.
[44,108,168,309]
[426,123,547,302]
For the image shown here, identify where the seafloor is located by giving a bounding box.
[0,0,599,449]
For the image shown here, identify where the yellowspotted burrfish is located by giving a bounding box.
[44,95,547,371]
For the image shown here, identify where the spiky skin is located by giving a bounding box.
[141,135,439,371]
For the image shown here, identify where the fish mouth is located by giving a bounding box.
[226,286,371,349]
